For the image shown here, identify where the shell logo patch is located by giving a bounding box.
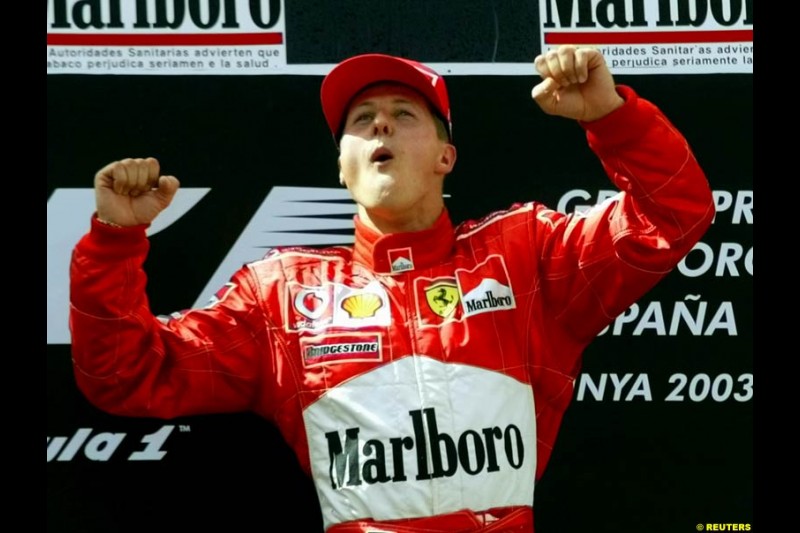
[332,281,391,327]
[341,293,383,318]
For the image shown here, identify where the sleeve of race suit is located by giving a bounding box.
[69,215,277,419]
[532,84,715,345]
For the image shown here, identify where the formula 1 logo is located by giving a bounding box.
[47,425,176,462]
[47,186,357,345]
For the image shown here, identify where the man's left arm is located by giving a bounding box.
[581,84,715,272]
[531,46,715,342]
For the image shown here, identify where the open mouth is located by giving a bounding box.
[370,147,394,164]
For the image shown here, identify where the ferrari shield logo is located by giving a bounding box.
[424,281,460,318]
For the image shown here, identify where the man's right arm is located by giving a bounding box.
[69,159,273,419]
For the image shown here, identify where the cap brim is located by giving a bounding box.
[320,54,450,141]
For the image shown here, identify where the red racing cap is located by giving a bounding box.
[320,53,452,143]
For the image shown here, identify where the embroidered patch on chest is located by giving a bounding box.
[456,255,516,317]
[300,333,383,367]
[388,247,414,273]
[413,255,516,328]
[286,280,391,332]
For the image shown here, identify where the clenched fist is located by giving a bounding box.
[94,157,180,227]
[531,45,625,122]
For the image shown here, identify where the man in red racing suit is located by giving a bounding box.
[69,47,715,532]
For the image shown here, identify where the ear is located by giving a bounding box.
[434,143,457,175]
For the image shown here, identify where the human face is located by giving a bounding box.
[338,83,456,233]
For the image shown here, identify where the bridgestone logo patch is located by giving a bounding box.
[300,333,382,367]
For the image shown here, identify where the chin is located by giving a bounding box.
[354,186,399,208]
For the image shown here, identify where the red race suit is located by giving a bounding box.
[70,87,715,532]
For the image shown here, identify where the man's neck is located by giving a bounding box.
[358,204,445,235]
